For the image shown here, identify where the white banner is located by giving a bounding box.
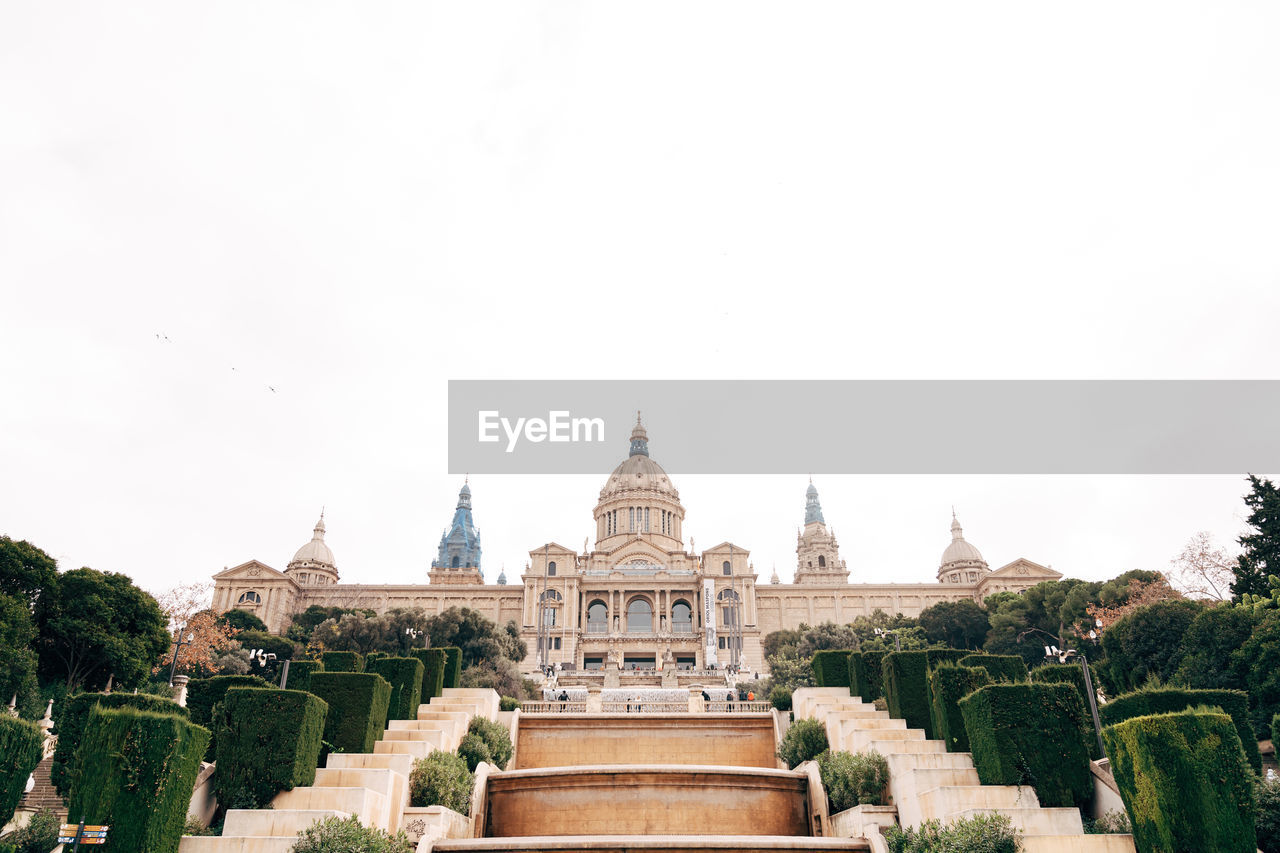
[703,578,717,666]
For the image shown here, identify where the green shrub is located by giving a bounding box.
[69,707,210,853]
[1030,662,1101,759]
[1099,686,1261,771]
[320,651,364,673]
[212,688,328,809]
[850,649,885,702]
[4,806,61,853]
[0,716,43,828]
[499,696,521,712]
[770,686,792,711]
[882,651,930,736]
[307,672,391,754]
[817,749,889,812]
[1085,809,1132,834]
[51,690,189,798]
[367,657,424,722]
[185,674,268,761]
[289,815,414,853]
[927,663,991,753]
[960,682,1092,810]
[777,718,828,769]
[365,651,386,664]
[409,750,473,814]
[1256,776,1280,853]
[1103,708,1257,852]
[457,733,492,771]
[467,716,513,770]
[411,649,446,701]
[958,653,1028,683]
[284,659,323,693]
[885,813,1018,853]
[0,842,14,853]
[811,650,853,688]
[442,647,462,689]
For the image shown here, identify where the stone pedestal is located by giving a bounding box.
[604,664,620,689]
[688,687,704,713]
[172,675,190,708]
[586,687,603,714]
[661,663,677,688]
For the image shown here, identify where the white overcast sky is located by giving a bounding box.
[2,3,1278,599]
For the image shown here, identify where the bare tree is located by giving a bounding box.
[1167,531,1236,602]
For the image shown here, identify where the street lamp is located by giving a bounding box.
[405,627,424,649]
[1044,644,1107,760]
[168,627,195,686]
[874,627,902,652]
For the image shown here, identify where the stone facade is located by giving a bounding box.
[211,420,1061,673]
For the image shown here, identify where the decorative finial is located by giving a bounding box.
[637,410,642,425]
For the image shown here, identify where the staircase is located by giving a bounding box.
[16,757,66,817]
[178,688,500,853]
[793,688,1137,853]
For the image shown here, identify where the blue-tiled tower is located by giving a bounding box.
[429,483,484,584]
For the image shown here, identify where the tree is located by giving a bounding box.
[1095,599,1204,696]
[0,593,38,703]
[1168,532,1236,602]
[918,600,991,650]
[1234,612,1280,739]
[310,609,432,657]
[219,609,267,632]
[1233,474,1280,600]
[153,584,237,678]
[1087,575,1185,632]
[1172,603,1257,693]
[286,605,376,644]
[419,608,526,667]
[763,629,802,660]
[984,579,1097,666]
[0,536,58,611]
[37,568,171,690]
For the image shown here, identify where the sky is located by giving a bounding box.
[2,2,1278,599]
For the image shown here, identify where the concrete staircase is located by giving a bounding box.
[178,689,500,853]
[792,688,1135,852]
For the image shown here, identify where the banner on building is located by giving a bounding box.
[703,578,717,666]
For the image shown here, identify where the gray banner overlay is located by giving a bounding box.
[448,380,1280,475]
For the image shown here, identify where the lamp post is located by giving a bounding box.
[874,627,901,652]
[168,627,195,687]
[1044,644,1107,760]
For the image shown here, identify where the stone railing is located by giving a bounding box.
[601,701,690,713]
[519,701,588,714]
[706,700,772,713]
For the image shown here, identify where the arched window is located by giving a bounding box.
[237,591,261,606]
[818,555,826,568]
[627,598,652,633]
[547,561,557,576]
[587,600,608,633]
[539,589,561,627]
[722,560,731,576]
[671,600,693,633]
[451,555,460,568]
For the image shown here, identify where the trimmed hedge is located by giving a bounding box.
[442,647,462,689]
[1099,687,1261,772]
[958,654,1028,684]
[1103,709,1257,852]
[213,688,328,809]
[959,682,1092,810]
[812,650,854,688]
[286,659,323,693]
[850,649,885,702]
[68,707,209,853]
[0,716,43,828]
[51,691,188,798]
[412,649,446,701]
[1030,663,1100,759]
[185,674,269,761]
[308,672,392,754]
[882,649,967,738]
[368,657,424,721]
[366,651,386,664]
[928,663,991,753]
[321,651,364,673]
[1273,713,1279,749]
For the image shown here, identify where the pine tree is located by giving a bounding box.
[1232,475,1280,601]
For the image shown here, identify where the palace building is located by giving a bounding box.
[210,420,1060,673]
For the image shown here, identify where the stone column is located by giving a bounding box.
[586,686,603,713]
[689,687,705,713]
[173,675,190,708]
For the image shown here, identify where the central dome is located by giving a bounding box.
[599,416,678,499]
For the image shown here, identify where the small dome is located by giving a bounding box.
[806,482,818,498]
[291,514,335,568]
[600,416,679,499]
[940,513,984,567]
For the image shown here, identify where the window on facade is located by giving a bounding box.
[547,561,556,576]
[587,600,608,633]
[237,591,262,605]
[627,598,652,633]
[584,656,604,670]
[671,600,693,633]
[553,637,562,650]
[818,555,826,568]
[629,507,635,531]
[723,560,731,576]
[644,507,650,532]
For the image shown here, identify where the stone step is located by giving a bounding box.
[222,808,348,837]
[375,738,438,759]
[417,709,472,724]
[314,767,401,798]
[948,807,1084,836]
[179,837,297,853]
[884,752,975,773]
[326,752,414,778]
[905,767,982,791]
[858,738,946,755]
[918,785,1038,821]
[1022,836,1137,853]
[272,786,388,828]
[381,728,449,747]
[431,835,872,852]
[848,727,925,751]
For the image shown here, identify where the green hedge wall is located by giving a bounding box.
[285,659,323,693]
[185,675,269,761]
[365,651,386,664]
[1029,664,1099,759]
[321,651,364,673]
[1099,687,1261,772]
[958,654,1028,683]
[1103,709,1257,852]
[442,647,462,689]
[928,663,992,753]
[212,688,328,809]
[68,707,209,853]
[812,650,854,688]
[849,650,885,702]
[1273,713,1279,750]
[367,657,424,721]
[0,716,43,828]
[882,649,969,738]
[959,682,1092,810]
[412,649,446,701]
[308,672,392,754]
[51,691,188,798]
